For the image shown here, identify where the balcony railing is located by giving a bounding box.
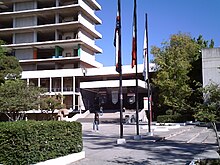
[63,87,73,92]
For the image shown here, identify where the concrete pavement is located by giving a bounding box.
[69,118,220,165]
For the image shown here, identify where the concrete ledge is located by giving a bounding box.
[117,138,126,144]
[66,110,90,121]
[35,151,85,165]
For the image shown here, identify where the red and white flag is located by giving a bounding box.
[131,0,137,68]
[131,1,137,68]
[114,0,121,73]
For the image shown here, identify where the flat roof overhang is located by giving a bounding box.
[80,79,147,89]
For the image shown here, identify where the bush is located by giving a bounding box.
[157,113,195,123]
[157,115,179,123]
[0,120,82,165]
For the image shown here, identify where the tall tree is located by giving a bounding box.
[0,40,22,84]
[151,33,204,114]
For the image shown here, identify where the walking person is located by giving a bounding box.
[93,111,99,131]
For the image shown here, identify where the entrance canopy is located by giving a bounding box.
[80,79,147,89]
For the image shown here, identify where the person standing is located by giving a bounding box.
[93,111,99,131]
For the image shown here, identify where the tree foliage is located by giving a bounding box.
[195,83,220,122]
[40,94,64,113]
[152,33,198,113]
[194,83,220,152]
[0,80,44,121]
[151,33,214,114]
[0,40,22,84]
[39,94,65,120]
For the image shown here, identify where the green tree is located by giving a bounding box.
[194,83,220,152]
[0,79,44,121]
[0,40,22,84]
[152,33,199,114]
[152,33,215,116]
[39,94,64,120]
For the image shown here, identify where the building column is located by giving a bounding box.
[56,0,59,7]
[55,29,58,41]
[73,76,75,110]
[27,78,30,86]
[61,77,64,104]
[38,78,40,87]
[38,78,41,110]
[50,77,52,93]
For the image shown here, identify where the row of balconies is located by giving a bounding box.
[0,14,79,29]
[0,31,78,45]
[0,0,79,13]
[0,0,101,24]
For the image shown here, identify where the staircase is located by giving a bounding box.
[77,111,121,123]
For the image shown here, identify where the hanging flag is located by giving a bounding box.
[143,14,148,81]
[113,0,121,73]
[131,0,137,68]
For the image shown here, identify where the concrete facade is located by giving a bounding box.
[202,48,220,87]
[0,0,154,112]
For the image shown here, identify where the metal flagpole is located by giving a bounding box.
[114,0,123,139]
[145,13,151,134]
[118,0,123,139]
[134,0,139,136]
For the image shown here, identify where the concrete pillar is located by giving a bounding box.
[38,78,40,87]
[56,0,59,7]
[38,78,40,110]
[61,77,64,104]
[73,76,75,110]
[27,78,30,86]
[50,77,52,93]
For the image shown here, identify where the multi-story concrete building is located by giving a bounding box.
[0,0,103,109]
[0,0,154,114]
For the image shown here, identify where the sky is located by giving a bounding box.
[95,0,220,67]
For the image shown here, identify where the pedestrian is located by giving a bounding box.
[93,111,99,131]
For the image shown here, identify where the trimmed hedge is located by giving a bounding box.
[0,120,82,165]
[157,114,193,123]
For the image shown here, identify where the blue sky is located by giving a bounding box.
[95,0,220,66]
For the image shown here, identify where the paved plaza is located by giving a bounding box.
[69,113,220,165]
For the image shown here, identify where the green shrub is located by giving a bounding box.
[157,114,194,123]
[165,110,173,115]
[157,114,182,123]
[0,120,82,165]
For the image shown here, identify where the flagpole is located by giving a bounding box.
[114,0,123,139]
[134,0,139,136]
[145,13,151,134]
[119,1,123,139]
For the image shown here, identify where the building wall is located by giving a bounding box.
[14,1,36,11]
[14,16,37,27]
[202,48,220,86]
[14,32,34,44]
[0,0,103,110]
[15,49,33,60]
